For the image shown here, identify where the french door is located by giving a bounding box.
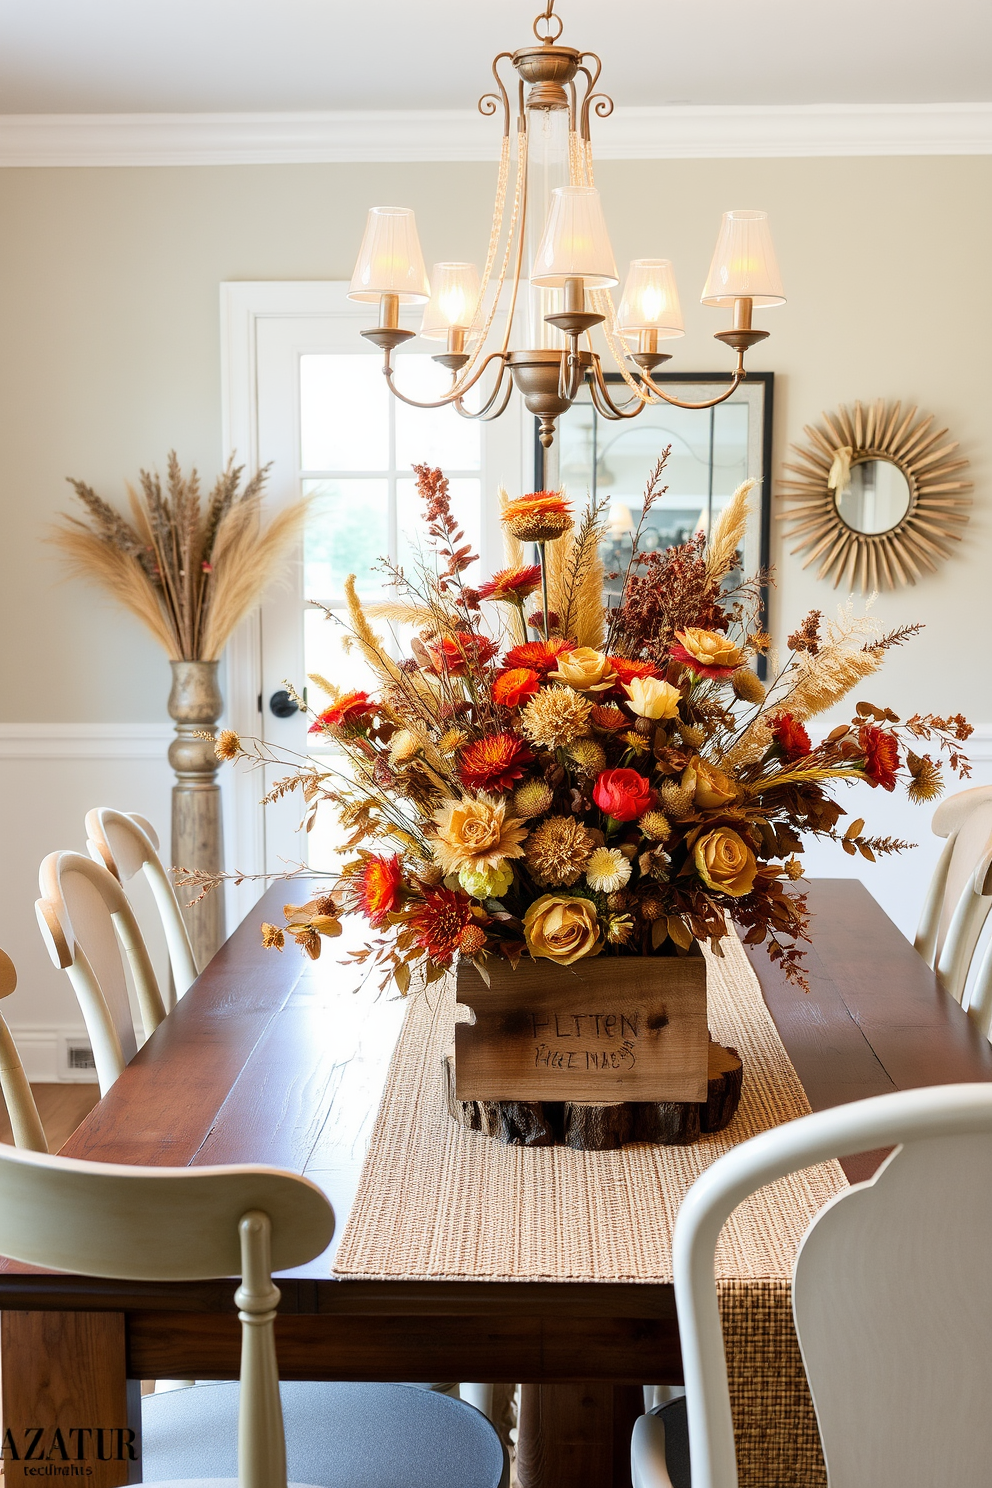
[221,283,527,896]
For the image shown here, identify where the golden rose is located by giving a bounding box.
[432,794,528,876]
[693,828,757,897]
[548,647,617,693]
[685,756,738,810]
[624,675,681,720]
[673,627,743,671]
[523,894,603,965]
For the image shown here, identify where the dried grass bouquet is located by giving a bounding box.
[52,453,305,660]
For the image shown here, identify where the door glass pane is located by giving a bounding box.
[303,479,388,601]
[394,356,482,471]
[300,354,390,471]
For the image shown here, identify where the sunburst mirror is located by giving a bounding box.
[778,400,971,590]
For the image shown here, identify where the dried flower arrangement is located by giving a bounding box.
[207,454,971,993]
[52,453,305,660]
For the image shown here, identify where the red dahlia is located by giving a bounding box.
[410,887,475,967]
[357,853,403,928]
[858,725,900,791]
[426,632,499,677]
[477,565,543,602]
[772,713,812,761]
[502,638,575,676]
[491,667,541,709]
[309,690,374,733]
[458,732,534,793]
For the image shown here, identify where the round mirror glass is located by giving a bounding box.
[834,458,912,534]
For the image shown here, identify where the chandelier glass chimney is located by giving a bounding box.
[348,1,785,449]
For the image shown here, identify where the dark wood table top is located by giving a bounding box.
[3,877,991,1316]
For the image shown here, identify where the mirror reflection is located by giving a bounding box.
[834,458,911,535]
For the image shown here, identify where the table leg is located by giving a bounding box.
[1,1313,140,1488]
[516,1383,643,1488]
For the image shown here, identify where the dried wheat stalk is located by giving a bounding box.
[52,455,306,661]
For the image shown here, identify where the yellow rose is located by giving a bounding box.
[686,756,737,810]
[673,627,743,673]
[432,794,528,876]
[693,828,757,897]
[523,894,603,965]
[548,647,617,693]
[624,675,681,720]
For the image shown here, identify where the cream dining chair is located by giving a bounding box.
[86,807,199,1007]
[0,948,47,1152]
[914,784,992,1003]
[35,849,167,1094]
[631,1083,992,1488]
[0,1142,508,1488]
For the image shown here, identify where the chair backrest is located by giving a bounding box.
[85,807,199,1009]
[0,950,47,1152]
[672,1083,992,1488]
[36,850,167,1095]
[914,785,992,1001]
[0,1141,335,1488]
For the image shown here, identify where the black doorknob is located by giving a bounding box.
[269,690,299,719]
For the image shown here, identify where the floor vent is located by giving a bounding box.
[59,1035,97,1082]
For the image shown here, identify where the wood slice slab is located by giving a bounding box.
[444,1037,742,1150]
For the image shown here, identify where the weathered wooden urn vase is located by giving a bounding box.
[446,952,742,1151]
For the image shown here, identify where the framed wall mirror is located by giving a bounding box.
[535,373,773,613]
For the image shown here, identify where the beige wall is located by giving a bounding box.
[0,154,989,724]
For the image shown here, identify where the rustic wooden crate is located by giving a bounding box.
[454,951,709,1104]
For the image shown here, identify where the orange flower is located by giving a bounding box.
[492,667,541,709]
[607,657,660,689]
[309,690,374,733]
[477,565,543,602]
[501,491,573,543]
[859,725,900,791]
[357,853,403,928]
[425,632,499,677]
[590,703,629,732]
[502,638,575,676]
[410,887,475,967]
[458,733,534,793]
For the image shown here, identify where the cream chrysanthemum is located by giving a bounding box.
[520,685,593,751]
[525,815,596,886]
[432,794,528,876]
[585,846,632,894]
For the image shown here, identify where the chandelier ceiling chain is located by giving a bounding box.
[348,1,786,447]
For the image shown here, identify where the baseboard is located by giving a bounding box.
[11,1028,98,1083]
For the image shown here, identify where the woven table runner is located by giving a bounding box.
[334,933,847,1487]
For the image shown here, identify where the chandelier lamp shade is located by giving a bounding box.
[348,1,786,448]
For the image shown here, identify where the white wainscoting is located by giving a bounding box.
[0,723,174,1079]
[1,721,989,1078]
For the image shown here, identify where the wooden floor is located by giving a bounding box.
[0,1084,100,1151]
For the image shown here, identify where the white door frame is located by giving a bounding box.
[219,280,528,922]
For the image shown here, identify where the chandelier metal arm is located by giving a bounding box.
[379,349,507,410]
[454,364,516,422]
[588,357,649,420]
[632,366,747,410]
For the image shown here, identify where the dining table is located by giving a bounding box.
[2,876,992,1488]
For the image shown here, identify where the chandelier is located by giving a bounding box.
[348,0,786,450]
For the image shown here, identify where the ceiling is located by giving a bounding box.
[0,0,988,114]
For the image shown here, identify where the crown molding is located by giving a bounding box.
[0,103,989,167]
